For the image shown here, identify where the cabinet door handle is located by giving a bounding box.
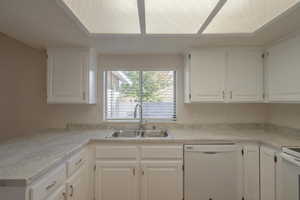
[132,168,135,176]
[45,181,56,190]
[70,185,74,197]
[222,91,225,99]
[230,91,233,99]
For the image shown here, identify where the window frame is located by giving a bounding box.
[103,69,177,122]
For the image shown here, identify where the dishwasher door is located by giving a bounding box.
[184,144,243,200]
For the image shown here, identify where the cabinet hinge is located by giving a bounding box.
[274,155,278,163]
[241,149,244,156]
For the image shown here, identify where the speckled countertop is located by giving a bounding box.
[1,127,300,186]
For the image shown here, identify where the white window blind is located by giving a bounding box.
[105,70,176,121]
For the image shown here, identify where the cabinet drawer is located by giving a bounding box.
[141,145,183,159]
[96,146,138,159]
[30,164,66,200]
[67,148,87,177]
[46,186,66,200]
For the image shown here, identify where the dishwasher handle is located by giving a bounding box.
[184,144,239,153]
[280,152,300,167]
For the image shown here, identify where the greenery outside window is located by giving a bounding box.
[104,70,176,121]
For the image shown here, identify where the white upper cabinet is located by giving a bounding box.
[47,48,97,104]
[185,49,226,102]
[265,35,300,102]
[184,48,263,103]
[227,48,263,102]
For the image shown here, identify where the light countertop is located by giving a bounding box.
[1,127,300,186]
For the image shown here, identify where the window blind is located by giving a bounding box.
[105,70,176,121]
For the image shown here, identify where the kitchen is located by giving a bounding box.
[1,0,300,200]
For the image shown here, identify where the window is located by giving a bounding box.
[105,70,176,121]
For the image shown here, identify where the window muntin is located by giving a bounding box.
[105,70,176,121]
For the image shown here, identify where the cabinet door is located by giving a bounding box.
[227,49,263,102]
[243,144,260,200]
[47,49,87,103]
[260,146,277,200]
[189,50,226,102]
[266,36,300,102]
[66,170,81,200]
[46,186,66,200]
[80,163,90,200]
[95,161,138,200]
[66,164,89,200]
[141,161,183,200]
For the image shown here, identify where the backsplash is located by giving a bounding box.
[66,122,266,131]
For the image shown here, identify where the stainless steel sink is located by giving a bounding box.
[141,129,168,138]
[110,129,168,138]
[111,130,139,138]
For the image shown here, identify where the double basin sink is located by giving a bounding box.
[109,129,169,138]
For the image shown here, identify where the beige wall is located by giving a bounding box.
[0,33,98,140]
[0,33,268,140]
[268,104,300,129]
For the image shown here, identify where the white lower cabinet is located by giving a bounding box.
[141,161,183,200]
[46,186,66,200]
[260,146,278,200]
[66,163,90,200]
[95,145,183,200]
[81,161,93,200]
[243,144,260,200]
[95,161,138,200]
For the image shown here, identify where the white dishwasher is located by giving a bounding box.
[184,144,243,200]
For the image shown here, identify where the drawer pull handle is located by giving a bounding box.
[45,181,56,190]
[75,158,82,166]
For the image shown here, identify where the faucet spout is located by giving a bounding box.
[133,103,145,131]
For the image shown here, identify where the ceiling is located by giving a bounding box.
[60,0,299,34]
[1,0,300,54]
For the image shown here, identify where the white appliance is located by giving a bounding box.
[279,147,300,200]
[184,144,243,200]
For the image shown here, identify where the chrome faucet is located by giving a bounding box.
[133,103,145,131]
